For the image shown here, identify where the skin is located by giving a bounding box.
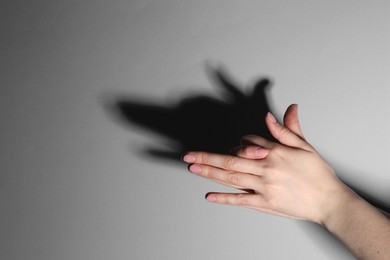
[182,104,390,259]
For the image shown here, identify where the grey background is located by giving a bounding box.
[1,1,389,259]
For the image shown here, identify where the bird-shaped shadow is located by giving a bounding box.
[104,65,390,213]
[107,66,275,162]
[103,65,390,257]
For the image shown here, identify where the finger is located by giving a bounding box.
[206,193,302,219]
[232,145,269,159]
[183,152,264,175]
[240,134,274,148]
[188,164,264,191]
[283,104,305,140]
[189,163,247,190]
[205,192,267,209]
[266,112,311,151]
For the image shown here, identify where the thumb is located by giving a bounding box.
[266,112,311,150]
[283,104,305,140]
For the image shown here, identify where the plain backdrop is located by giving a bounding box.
[1,1,389,259]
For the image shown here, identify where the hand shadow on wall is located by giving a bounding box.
[104,65,390,214]
[103,65,389,259]
[106,66,276,162]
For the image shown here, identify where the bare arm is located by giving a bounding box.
[324,191,390,259]
[182,104,390,259]
[381,210,390,218]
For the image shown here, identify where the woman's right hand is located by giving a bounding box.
[184,104,354,224]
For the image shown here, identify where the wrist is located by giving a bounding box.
[319,184,362,227]
[317,185,390,259]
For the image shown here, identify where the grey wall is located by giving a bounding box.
[1,1,389,259]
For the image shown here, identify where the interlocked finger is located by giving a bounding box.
[232,145,269,159]
[240,134,275,148]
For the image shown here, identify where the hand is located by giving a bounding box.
[183,104,351,224]
[231,104,305,159]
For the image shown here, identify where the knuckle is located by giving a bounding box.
[227,172,239,184]
[226,195,237,205]
[261,163,276,176]
[204,166,214,178]
[236,193,248,205]
[269,144,285,158]
[223,156,237,168]
[279,126,291,138]
[221,194,230,204]
[262,163,272,171]
[199,152,209,164]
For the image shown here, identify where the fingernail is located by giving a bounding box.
[183,154,196,163]
[267,112,277,123]
[206,194,217,202]
[189,164,202,174]
[255,148,269,158]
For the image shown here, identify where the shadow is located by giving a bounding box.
[297,221,356,259]
[344,179,390,214]
[103,65,390,213]
[103,65,389,259]
[105,65,275,162]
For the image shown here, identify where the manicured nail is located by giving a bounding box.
[189,164,202,174]
[206,194,217,202]
[267,112,277,123]
[183,154,196,163]
[255,148,269,158]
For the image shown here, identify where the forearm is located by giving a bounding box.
[323,189,390,259]
[379,209,390,218]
